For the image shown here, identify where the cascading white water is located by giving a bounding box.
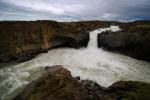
[0,26,150,100]
[88,31,99,49]
[88,26,121,49]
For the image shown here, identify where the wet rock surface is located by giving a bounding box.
[98,21,150,61]
[13,66,150,100]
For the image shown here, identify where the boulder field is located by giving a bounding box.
[98,21,150,61]
[13,65,150,100]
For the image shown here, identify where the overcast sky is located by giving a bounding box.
[0,0,150,21]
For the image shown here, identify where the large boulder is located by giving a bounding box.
[13,65,90,100]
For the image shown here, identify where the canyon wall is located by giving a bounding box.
[1,20,149,62]
[98,21,150,61]
[0,20,115,62]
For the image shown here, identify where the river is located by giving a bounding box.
[0,26,150,100]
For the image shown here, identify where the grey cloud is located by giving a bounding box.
[0,0,150,21]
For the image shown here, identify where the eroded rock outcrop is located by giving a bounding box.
[13,66,150,100]
[98,21,150,61]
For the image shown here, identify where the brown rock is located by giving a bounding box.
[13,65,90,100]
[13,66,150,100]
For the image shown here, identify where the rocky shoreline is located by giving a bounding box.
[13,65,150,100]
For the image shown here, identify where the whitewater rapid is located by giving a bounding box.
[0,26,150,100]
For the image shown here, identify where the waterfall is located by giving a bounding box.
[87,26,121,49]
[87,31,99,49]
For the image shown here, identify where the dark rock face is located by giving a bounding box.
[98,21,150,61]
[50,30,89,49]
[0,54,11,62]
[106,81,150,100]
[16,48,45,62]
[13,66,150,100]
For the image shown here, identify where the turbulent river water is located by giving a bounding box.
[0,26,150,100]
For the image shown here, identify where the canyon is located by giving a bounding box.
[0,20,114,62]
[0,20,150,100]
[0,20,150,62]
